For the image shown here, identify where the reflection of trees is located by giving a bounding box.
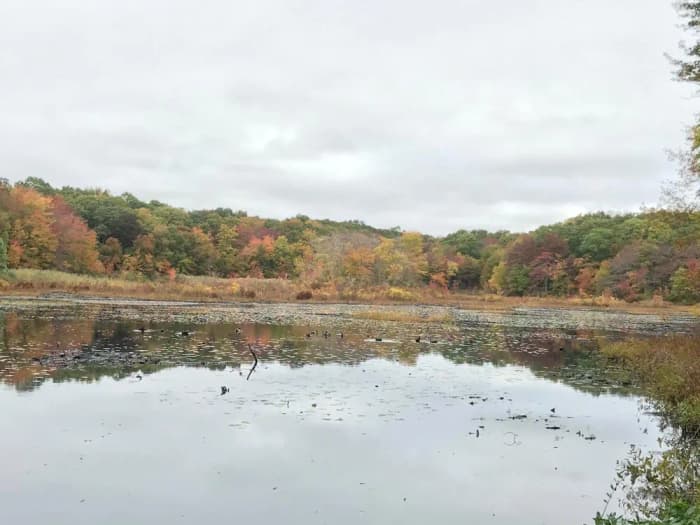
[0,310,97,390]
[0,310,667,396]
[439,324,640,395]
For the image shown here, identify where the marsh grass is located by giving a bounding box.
[0,270,300,302]
[596,336,700,525]
[601,337,700,434]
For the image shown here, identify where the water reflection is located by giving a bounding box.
[0,303,696,525]
[0,308,644,394]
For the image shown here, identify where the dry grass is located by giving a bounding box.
[0,270,699,315]
[601,336,700,433]
[0,270,305,302]
[3,269,156,294]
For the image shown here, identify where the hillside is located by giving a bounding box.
[1,177,699,304]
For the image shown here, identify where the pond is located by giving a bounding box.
[1,299,697,524]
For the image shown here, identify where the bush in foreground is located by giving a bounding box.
[595,336,700,524]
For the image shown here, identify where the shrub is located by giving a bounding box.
[600,337,700,432]
[597,336,700,525]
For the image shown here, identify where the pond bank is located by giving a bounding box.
[592,336,700,524]
[2,289,700,318]
[2,270,699,316]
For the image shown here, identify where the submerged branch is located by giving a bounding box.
[246,344,258,381]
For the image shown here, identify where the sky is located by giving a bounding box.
[0,0,696,235]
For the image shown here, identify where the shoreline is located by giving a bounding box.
[1,289,698,318]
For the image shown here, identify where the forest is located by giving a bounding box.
[1,176,699,304]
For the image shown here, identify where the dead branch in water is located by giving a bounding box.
[246,344,258,381]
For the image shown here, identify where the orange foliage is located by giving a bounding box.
[342,246,375,282]
[50,196,102,274]
[2,186,57,269]
[576,266,597,296]
[430,272,448,289]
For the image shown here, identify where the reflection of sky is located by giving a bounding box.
[0,354,659,525]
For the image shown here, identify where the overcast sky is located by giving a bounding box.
[0,1,696,234]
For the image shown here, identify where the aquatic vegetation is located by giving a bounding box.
[351,309,453,323]
[596,337,700,523]
[601,337,700,434]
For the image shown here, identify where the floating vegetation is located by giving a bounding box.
[351,310,454,323]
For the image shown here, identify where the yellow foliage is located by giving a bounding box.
[386,287,417,301]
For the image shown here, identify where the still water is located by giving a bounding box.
[1,300,695,525]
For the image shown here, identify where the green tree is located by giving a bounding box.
[579,228,616,262]
[214,224,239,276]
[488,261,507,294]
[19,177,55,195]
[0,237,7,272]
[272,236,297,278]
[506,265,530,296]
[63,192,144,248]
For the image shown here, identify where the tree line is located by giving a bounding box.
[1,177,699,303]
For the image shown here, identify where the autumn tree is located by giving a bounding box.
[99,237,123,274]
[122,234,157,276]
[529,252,559,294]
[240,235,276,277]
[374,232,428,287]
[184,227,217,275]
[341,246,376,288]
[50,196,102,273]
[1,176,698,304]
[575,265,597,296]
[2,186,57,269]
[302,232,380,288]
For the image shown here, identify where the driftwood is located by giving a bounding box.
[246,344,258,381]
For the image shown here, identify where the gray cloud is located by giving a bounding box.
[0,0,695,234]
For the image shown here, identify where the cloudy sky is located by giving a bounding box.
[0,1,696,234]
